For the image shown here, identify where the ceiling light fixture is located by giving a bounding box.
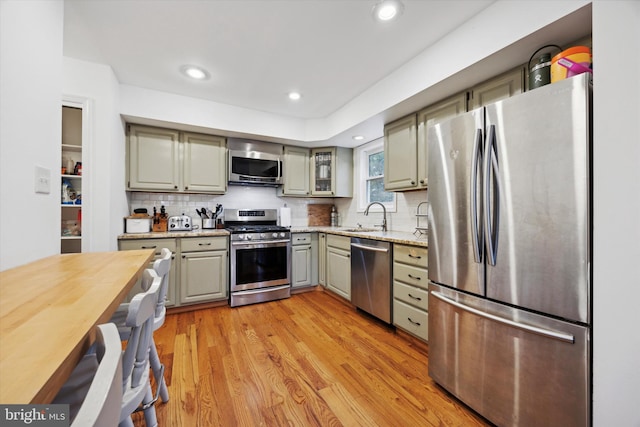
[181,65,209,80]
[353,135,365,141]
[288,92,301,101]
[372,0,404,22]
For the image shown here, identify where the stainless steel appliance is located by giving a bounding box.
[427,74,591,426]
[226,208,291,307]
[351,238,392,323]
[168,215,192,231]
[228,139,283,186]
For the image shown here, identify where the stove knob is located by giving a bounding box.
[272,232,278,238]
[246,235,252,240]
[260,233,266,239]
[280,232,286,238]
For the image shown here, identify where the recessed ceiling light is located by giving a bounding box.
[288,92,301,101]
[372,0,404,22]
[181,65,209,80]
[353,135,365,141]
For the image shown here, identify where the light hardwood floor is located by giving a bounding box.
[133,290,491,426]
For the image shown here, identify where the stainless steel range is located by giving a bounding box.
[225,208,291,307]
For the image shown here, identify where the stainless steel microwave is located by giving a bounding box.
[228,149,282,186]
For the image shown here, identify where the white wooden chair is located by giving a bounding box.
[149,247,171,403]
[119,268,161,427]
[52,322,123,427]
[111,248,171,404]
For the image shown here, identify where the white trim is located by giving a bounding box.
[354,137,396,213]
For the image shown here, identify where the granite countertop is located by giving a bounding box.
[118,229,230,239]
[291,226,428,248]
[118,226,427,247]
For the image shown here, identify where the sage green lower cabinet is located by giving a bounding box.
[180,236,228,305]
[392,244,429,341]
[318,233,326,286]
[326,234,351,300]
[291,233,318,289]
[118,238,178,307]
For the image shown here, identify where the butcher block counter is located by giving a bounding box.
[0,249,154,404]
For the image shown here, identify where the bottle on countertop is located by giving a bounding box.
[330,205,338,227]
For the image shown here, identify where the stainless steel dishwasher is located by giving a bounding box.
[350,238,392,323]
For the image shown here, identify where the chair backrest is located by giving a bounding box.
[53,323,123,427]
[152,247,172,326]
[121,269,160,391]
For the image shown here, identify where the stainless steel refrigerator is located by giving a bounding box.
[427,74,591,427]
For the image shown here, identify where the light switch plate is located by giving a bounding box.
[35,165,51,194]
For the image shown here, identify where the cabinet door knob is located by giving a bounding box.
[174,185,178,189]
[411,181,416,185]
[419,179,425,184]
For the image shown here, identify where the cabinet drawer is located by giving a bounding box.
[327,234,350,251]
[394,281,429,311]
[393,262,428,290]
[393,244,428,268]
[393,299,428,341]
[181,236,227,252]
[292,233,312,245]
[119,238,177,255]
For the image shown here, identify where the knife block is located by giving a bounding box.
[153,216,168,232]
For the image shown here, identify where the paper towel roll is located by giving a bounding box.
[279,207,291,227]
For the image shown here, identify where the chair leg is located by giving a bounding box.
[118,417,134,427]
[149,337,170,403]
[142,385,158,427]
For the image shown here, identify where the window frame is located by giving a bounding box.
[355,138,396,213]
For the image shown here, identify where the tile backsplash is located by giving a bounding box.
[128,185,428,233]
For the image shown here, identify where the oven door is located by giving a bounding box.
[230,240,291,292]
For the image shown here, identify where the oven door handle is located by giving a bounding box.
[231,239,291,247]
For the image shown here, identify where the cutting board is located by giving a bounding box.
[307,204,332,226]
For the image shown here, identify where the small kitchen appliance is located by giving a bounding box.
[225,208,291,307]
[168,215,192,231]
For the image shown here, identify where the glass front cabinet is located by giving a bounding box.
[310,147,352,197]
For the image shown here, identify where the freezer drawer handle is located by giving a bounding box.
[350,243,389,253]
[408,254,422,259]
[408,293,422,301]
[431,291,575,344]
[407,274,421,280]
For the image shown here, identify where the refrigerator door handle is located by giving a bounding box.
[471,128,484,263]
[484,125,500,266]
[431,291,575,343]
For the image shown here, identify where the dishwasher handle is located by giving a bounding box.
[351,242,389,253]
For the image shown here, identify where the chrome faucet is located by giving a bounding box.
[364,202,387,232]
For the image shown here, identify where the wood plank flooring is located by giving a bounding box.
[132,290,491,426]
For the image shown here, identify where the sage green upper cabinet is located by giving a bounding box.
[416,93,467,189]
[281,145,310,196]
[127,125,180,191]
[182,132,227,194]
[384,114,418,191]
[127,125,227,194]
[310,147,353,197]
[467,66,525,110]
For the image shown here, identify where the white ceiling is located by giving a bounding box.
[63,0,493,140]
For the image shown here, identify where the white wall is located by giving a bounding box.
[592,2,640,426]
[0,1,63,270]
